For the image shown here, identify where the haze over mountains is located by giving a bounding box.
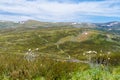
[0,20,120,30]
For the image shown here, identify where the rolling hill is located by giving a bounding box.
[0,20,120,80]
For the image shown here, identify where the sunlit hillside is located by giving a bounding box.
[0,21,120,79]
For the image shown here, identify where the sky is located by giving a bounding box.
[0,0,120,22]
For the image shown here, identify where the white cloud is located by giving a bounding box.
[0,15,33,22]
[0,0,120,22]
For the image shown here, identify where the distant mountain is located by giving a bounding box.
[0,20,119,30]
[0,20,97,29]
[0,20,19,28]
[18,20,97,28]
[95,21,120,30]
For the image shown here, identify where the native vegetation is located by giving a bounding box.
[0,21,120,80]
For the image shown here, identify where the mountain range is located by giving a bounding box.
[0,20,120,30]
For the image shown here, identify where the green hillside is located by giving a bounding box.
[0,26,120,80]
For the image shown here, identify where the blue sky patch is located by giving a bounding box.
[0,0,119,22]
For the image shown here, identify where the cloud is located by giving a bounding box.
[0,0,120,22]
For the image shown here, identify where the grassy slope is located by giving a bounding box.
[0,27,120,80]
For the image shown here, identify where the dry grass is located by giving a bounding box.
[0,53,88,80]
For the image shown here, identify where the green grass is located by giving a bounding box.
[0,53,120,80]
[71,67,120,80]
[0,27,120,80]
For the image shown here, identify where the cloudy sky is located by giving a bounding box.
[0,0,120,22]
